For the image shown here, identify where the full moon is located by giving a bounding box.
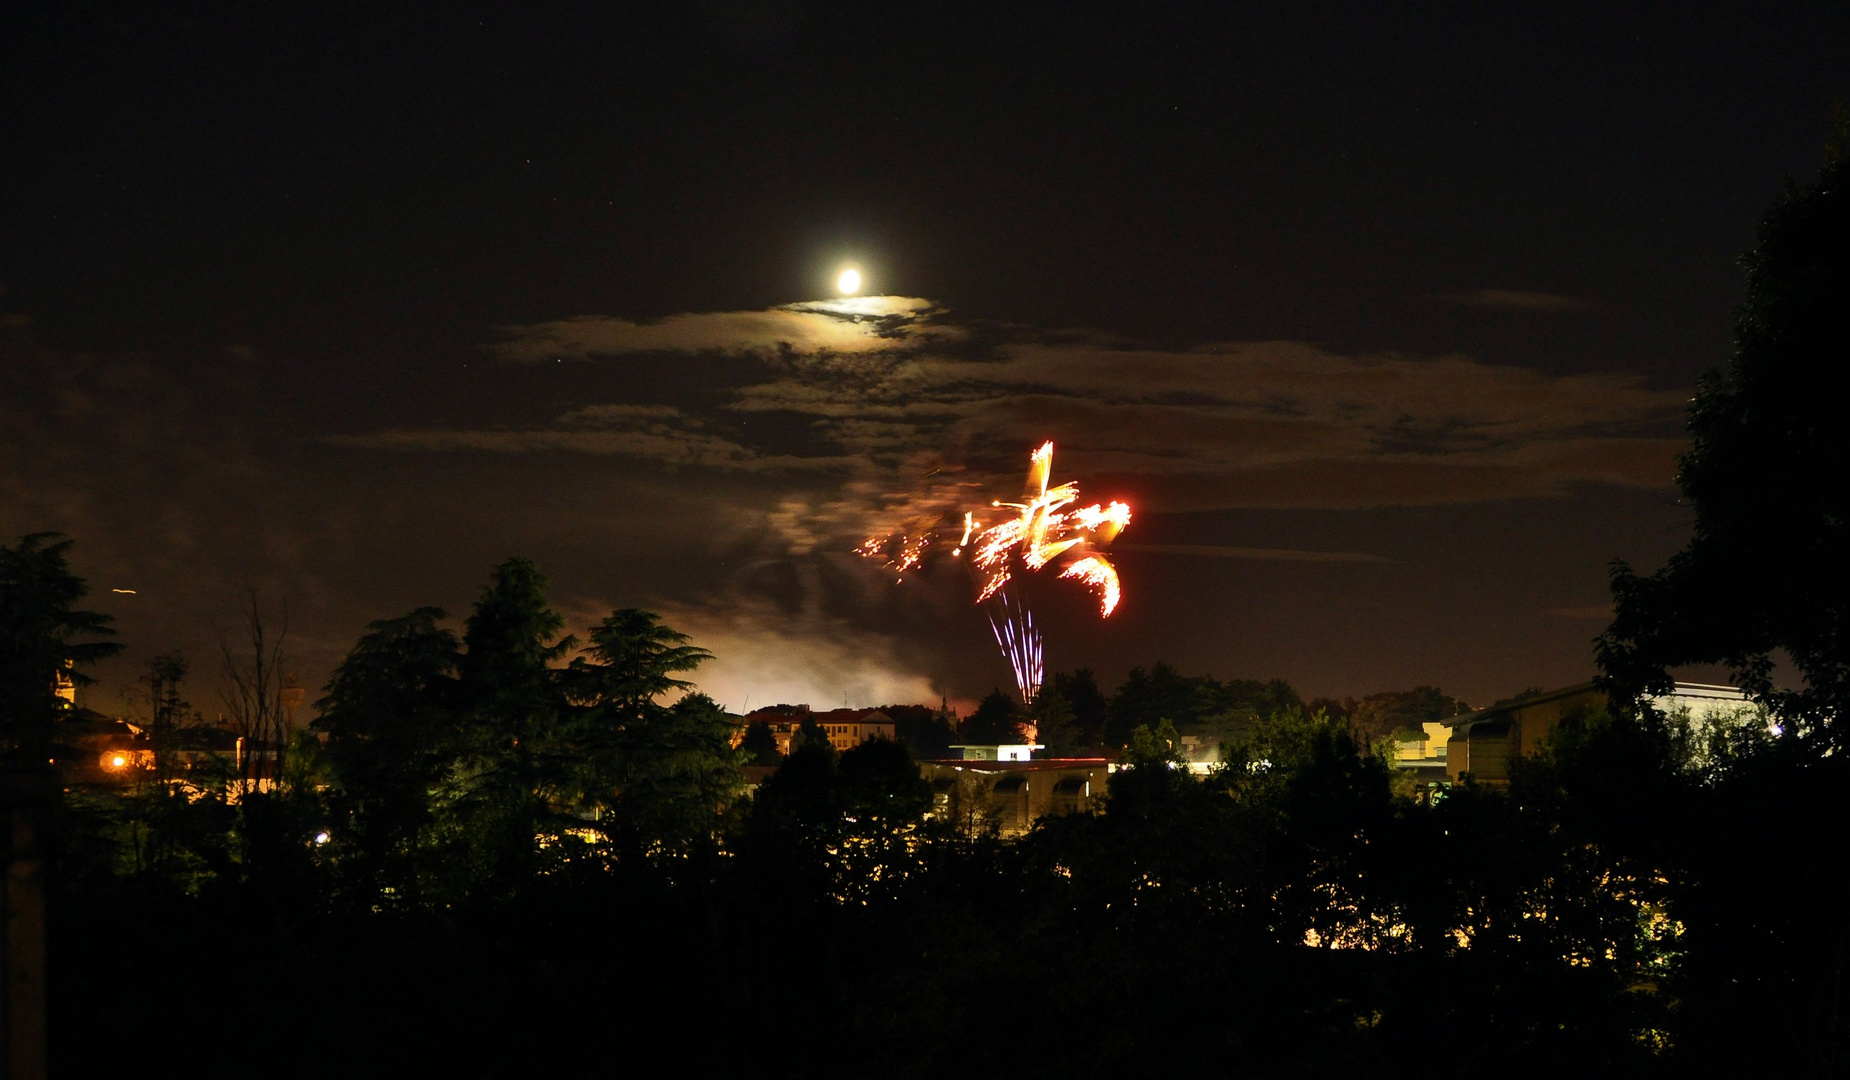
[837,267,862,295]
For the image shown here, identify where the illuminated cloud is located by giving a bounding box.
[0,297,1688,715]
[489,296,953,362]
[337,299,1688,554]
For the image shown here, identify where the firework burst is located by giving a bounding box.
[861,441,1130,703]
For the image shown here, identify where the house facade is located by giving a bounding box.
[743,704,898,755]
[1443,681,1755,784]
[919,745,1111,836]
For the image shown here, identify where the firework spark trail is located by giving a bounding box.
[988,595,1044,703]
[1058,557,1121,618]
[861,441,1129,703]
[967,441,1129,617]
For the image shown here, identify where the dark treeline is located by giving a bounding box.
[5,133,1846,1078]
[866,664,1462,758]
[0,540,1840,1078]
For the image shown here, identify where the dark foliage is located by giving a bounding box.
[739,719,781,764]
[1600,134,1850,740]
[1,533,122,763]
[312,606,459,904]
[959,687,1028,744]
[878,702,957,757]
[1347,685,1474,742]
[1050,666,1110,747]
[1106,660,1302,748]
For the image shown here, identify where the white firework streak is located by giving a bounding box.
[988,596,1044,704]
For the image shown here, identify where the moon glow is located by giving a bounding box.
[837,267,862,295]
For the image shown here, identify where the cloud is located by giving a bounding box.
[334,297,1690,557]
[489,296,954,362]
[0,333,368,713]
[1446,289,1591,312]
[1115,543,1390,563]
[326,403,858,472]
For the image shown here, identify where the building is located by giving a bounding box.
[1391,721,1454,792]
[918,743,1111,836]
[51,709,151,786]
[949,743,1042,762]
[52,660,77,709]
[742,704,898,755]
[1443,681,1755,784]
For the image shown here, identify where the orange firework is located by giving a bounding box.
[860,441,1130,702]
[968,442,1129,615]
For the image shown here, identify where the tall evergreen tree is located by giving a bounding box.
[314,607,460,901]
[604,691,743,857]
[566,609,735,856]
[0,533,121,764]
[452,557,575,887]
[459,556,573,733]
[567,608,709,711]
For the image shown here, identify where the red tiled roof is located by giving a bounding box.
[750,706,895,725]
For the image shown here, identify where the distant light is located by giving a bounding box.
[836,267,862,295]
[110,754,126,768]
[313,831,331,845]
[1770,723,1785,736]
[112,588,136,594]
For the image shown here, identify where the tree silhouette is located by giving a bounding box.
[0,533,121,764]
[215,585,290,792]
[558,609,741,858]
[141,653,192,783]
[314,606,460,903]
[961,688,1027,744]
[1600,133,1850,740]
[603,690,743,859]
[739,721,780,765]
[452,556,575,889]
[1028,686,1082,755]
[1051,667,1109,748]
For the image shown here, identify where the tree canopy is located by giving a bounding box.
[1600,135,1850,740]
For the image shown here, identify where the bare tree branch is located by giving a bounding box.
[217,583,289,793]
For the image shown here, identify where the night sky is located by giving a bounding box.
[4,2,1845,714]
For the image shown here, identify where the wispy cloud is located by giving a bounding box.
[490,296,955,362]
[334,297,1688,555]
[326,403,857,471]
